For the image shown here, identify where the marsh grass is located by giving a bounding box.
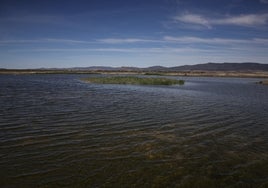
[144,72,165,76]
[82,76,184,85]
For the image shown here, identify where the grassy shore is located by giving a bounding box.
[82,76,185,85]
[1,69,268,78]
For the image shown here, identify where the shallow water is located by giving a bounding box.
[0,74,268,187]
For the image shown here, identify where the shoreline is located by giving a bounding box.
[258,80,268,85]
[1,69,268,78]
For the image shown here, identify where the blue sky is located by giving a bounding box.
[0,0,268,68]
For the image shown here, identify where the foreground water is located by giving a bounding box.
[0,74,268,187]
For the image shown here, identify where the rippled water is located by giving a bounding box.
[1,74,268,187]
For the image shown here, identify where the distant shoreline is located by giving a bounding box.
[258,80,268,85]
[1,69,268,78]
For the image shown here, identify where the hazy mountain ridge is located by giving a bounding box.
[2,62,268,72]
[70,62,268,72]
[168,62,268,71]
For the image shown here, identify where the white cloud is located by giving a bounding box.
[165,36,257,44]
[214,14,268,26]
[0,39,93,44]
[97,38,160,44]
[252,38,268,44]
[174,14,211,28]
[174,13,268,28]
[8,48,136,52]
[260,0,268,4]
[2,36,268,48]
[44,39,91,44]
[164,36,268,46]
[4,44,268,66]
[7,47,212,54]
[0,38,162,45]
[0,38,161,45]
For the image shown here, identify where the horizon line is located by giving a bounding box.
[1,62,267,70]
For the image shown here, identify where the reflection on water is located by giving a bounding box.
[0,74,268,187]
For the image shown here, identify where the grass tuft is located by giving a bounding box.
[82,76,184,85]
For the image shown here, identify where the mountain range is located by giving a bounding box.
[71,62,268,72]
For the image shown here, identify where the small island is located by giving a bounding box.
[82,76,185,85]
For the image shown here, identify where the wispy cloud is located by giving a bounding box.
[8,48,143,53]
[260,0,268,4]
[174,13,268,28]
[31,48,138,52]
[0,38,159,45]
[44,38,92,44]
[0,38,93,44]
[2,36,268,47]
[97,38,161,44]
[215,14,268,26]
[174,14,211,28]
[164,36,268,45]
[8,47,211,54]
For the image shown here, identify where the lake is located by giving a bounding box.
[1,74,268,187]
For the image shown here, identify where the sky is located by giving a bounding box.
[0,0,268,68]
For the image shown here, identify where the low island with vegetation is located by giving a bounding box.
[82,76,185,85]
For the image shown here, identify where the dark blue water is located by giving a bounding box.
[0,74,268,187]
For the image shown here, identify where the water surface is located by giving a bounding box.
[0,74,268,187]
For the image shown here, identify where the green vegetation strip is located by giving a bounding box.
[82,76,184,85]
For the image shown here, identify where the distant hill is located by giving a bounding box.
[2,63,268,79]
[130,62,268,72]
[41,62,268,72]
[0,62,268,72]
[71,66,119,71]
[167,62,268,71]
[144,66,168,71]
[2,62,268,72]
